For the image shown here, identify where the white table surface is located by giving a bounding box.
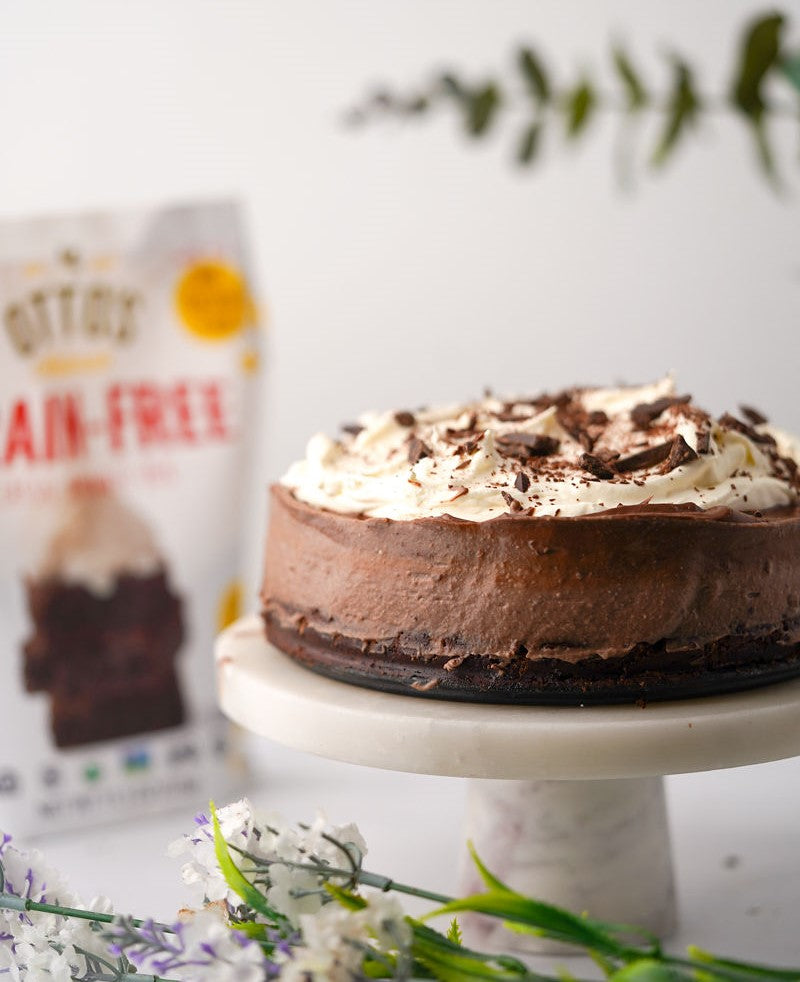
[32,730,800,973]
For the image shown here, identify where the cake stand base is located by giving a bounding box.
[461,776,675,953]
[217,617,800,956]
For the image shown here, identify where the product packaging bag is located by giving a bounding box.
[0,200,262,835]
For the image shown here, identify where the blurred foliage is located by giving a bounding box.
[346,11,800,186]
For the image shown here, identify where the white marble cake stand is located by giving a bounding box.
[216,615,800,954]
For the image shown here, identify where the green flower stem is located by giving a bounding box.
[234,853,800,978]
[357,870,452,906]
[0,891,174,932]
[0,896,171,982]
[231,845,453,905]
[346,11,800,182]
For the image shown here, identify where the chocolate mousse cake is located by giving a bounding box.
[261,379,800,703]
[24,485,186,745]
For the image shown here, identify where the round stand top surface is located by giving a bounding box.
[217,616,800,780]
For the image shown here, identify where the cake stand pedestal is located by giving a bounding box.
[216,616,800,955]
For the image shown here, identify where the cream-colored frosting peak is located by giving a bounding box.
[281,378,799,521]
[36,489,163,593]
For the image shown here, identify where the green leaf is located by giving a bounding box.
[752,123,778,180]
[422,890,629,957]
[612,47,648,110]
[326,882,368,911]
[210,801,281,923]
[516,121,542,164]
[465,83,502,136]
[609,961,692,982]
[651,56,700,166]
[781,52,800,92]
[687,945,800,980]
[411,921,528,973]
[468,843,515,894]
[362,955,406,979]
[730,13,785,118]
[406,95,430,115]
[412,930,530,980]
[440,72,468,102]
[563,79,596,139]
[229,920,269,941]
[446,917,463,945]
[729,13,785,181]
[518,47,550,102]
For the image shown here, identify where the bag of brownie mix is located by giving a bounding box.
[0,201,262,835]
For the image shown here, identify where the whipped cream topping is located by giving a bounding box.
[35,488,163,594]
[281,378,800,522]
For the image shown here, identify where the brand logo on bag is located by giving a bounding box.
[3,248,142,358]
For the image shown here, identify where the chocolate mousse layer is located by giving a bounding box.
[261,486,800,703]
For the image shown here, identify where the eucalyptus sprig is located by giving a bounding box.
[1,800,799,981]
[345,11,800,185]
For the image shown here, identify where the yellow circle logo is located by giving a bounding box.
[217,579,243,631]
[175,261,248,341]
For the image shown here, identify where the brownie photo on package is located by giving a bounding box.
[23,478,186,748]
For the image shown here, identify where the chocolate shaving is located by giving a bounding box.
[740,404,768,426]
[579,452,617,480]
[407,437,432,465]
[341,423,363,436]
[780,455,800,489]
[556,409,594,450]
[662,434,698,472]
[443,411,478,439]
[394,411,416,427]
[501,490,523,512]
[444,416,480,441]
[695,428,711,454]
[514,471,530,492]
[496,433,560,458]
[630,395,691,429]
[587,410,608,425]
[592,448,620,464]
[493,402,529,422]
[718,412,776,446]
[615,440,673,473]
[447,486,469,501]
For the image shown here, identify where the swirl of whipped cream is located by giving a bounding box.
[281,377,800,521]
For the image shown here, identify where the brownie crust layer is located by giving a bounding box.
[261,486,800,702]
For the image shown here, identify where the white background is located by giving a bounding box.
[1,1,798,496]
[2,0,800,970]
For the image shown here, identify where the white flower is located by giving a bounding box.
[358,892,412,952]
[279,902,365,981]
[0,832,115,979]
[0,832,80,919]
[267,864,326,925]
[169,802,369,929]
[168,799,261,906]
[259,813,368,927]
[0,944,22,982]
[120,908,271,981]
[274,892,410,982]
